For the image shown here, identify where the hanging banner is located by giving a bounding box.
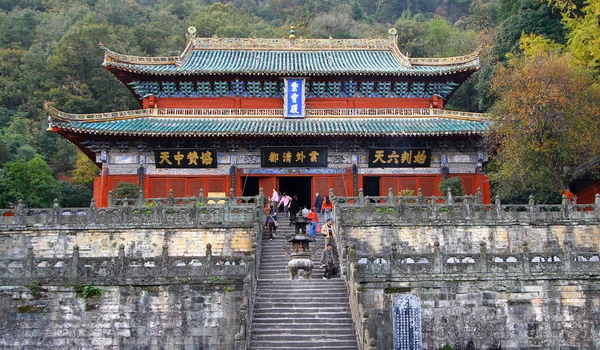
[261,146,327,167]
[284,78,306,119]
[368,148,431,168]
[154,149,217,168]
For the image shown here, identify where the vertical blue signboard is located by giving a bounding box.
[284,78,305,119]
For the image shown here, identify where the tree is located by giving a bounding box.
[487,51,600,199]
[548,0,600,73]
[0,155,63,208]
[71,151,100,186]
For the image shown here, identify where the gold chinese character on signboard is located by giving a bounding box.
[201,151,213,165]
[373,150,385,163]
[159,151,172,165]
[387,150,399,164]
[309,151,320,162]
[282,151,292,163]
[173,151,184,165]
[414,150,427,164]
[401,151,412,164]
[296,151,305,162]
[268,152,279,163]
[187,151,199,165]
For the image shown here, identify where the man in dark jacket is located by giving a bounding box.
[320,243,335,279]
[313,193,323,214]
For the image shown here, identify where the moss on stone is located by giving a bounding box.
[383,287,412,293]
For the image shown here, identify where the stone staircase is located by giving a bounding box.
[249,215,359,350]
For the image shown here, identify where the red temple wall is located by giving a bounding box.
[574,180,600,204]
[94,172,490,207]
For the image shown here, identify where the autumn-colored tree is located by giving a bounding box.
[547,0,600,72]
[71,151,100,186]
[487,51,600,199]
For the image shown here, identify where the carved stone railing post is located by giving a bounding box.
[25,246,34,278]
[433,241,442,273]
[390,242,397,261]
[388,187,394,204]
[562,195,570,220]
[417,188,424,205]
[446,190,453,206]
[200,188,205,204]
[117,244,125,277]
[136,190,145,207]
[522,242,530,275]
[71,245,79,279]
[358,188,365,206]
[224,198,231,222]
[161,244,169,276]
[495,195,502,219]
[122,199,130,223]
[528,195,536,222]
[596,194,600,220]
[230,187,235,200]
[476,187,482,204]
[465,197,472,220]
[108,190,114,208]
[329,188,334,201]
[89,198,97,224]
[15,199,24,225]
[167,189,175,206]
[206,243,213,264]
[52,198,60,225]
[563,240,572,273]
[431,195,438,221]
[479,241,487,273]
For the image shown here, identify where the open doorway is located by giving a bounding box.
[363,176,381,197]
[278,177,312,210]
[240,176,260,197]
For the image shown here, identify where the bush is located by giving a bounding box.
[113,182,140,199]
[438,177,464,196]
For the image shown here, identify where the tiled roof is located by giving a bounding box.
[48,106,490,138]
[101,31,480,77]
[104,50,479,77]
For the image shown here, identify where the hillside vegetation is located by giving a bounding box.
[0,0,598,207]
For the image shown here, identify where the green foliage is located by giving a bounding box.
[488,52,600,198]
[113,182,140,199]
[60,181,93,207]
[76,282,104,298]
[0,155,62,208]
[438,177,464,196]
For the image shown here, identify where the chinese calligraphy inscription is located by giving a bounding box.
[284,78,306,119]
[393,294,422,350]
[369,148,431,168]
[154,149,217,168]
[261,147,327,167]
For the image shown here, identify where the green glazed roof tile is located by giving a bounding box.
[51,116,490,137]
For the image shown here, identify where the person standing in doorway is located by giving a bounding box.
[321,196,333,222]
[320,243,335,279]
[270,188,279,211]
[307,207,319,240]
[279,193,291,216]
[313,193,323,214]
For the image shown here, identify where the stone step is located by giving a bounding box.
[252,327,356,336]
[252,317,354,325]
[249,340,358,349]
[251,334,357,342]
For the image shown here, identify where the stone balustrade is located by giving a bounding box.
[0,189,264,228]
[333,188,600,225]
[353,242,600,280]
[0,243,249,284]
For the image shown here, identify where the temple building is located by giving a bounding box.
[47,26,491,207]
